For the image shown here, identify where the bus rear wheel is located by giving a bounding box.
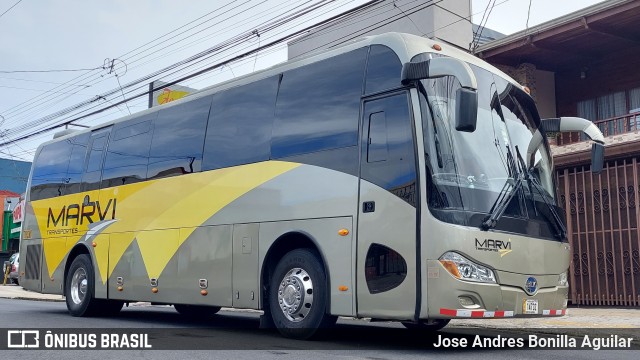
[174,304,221,317]
[65,254,101,317]
[269,248,336,340]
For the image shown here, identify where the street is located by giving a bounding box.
[1,298,637,359]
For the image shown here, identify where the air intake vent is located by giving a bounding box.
[24,244,42,280]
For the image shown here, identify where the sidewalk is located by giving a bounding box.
[0,283,64,301]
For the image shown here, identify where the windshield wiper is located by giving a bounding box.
[481,146,567,240]
[480,174,524,230]
[515,146,567,239]
[481,140,526,230]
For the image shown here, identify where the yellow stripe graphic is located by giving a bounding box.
[32,161,299,283]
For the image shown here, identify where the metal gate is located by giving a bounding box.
[557,158,640,306]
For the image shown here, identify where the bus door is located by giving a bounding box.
[357,92,419,319]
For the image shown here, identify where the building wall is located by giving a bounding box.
[555,48,640,117]
[288,0,472,60]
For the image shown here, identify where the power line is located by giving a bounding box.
[0,0,314,124]
[6,0,439,149]
[0,0,22,19]
[0,76,91,86]
[1,0,347,137]
[525,0,532,31]
[8,0,433,140]
[0,84,92,96]
[393,0,425,37]
[471,0,493,51]
[0,67,102,73]
[0,0,249,119]
[0,0,385,148]
[3,0,469,152]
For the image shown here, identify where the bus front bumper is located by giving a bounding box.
[425,260,569,319]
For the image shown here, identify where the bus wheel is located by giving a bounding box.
[65,254,99,317]
[401,319,450,331]
[174,304,221,317]
[269,249,335,339]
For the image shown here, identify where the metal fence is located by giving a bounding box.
[557,159,640,306]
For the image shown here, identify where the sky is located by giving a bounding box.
[0,0,606,162]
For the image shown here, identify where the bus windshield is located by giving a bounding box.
[419,63,562,239]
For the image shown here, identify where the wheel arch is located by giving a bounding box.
[260,231,331,312]
[63,243,91,287]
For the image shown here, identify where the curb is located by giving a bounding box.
[0,295,65,302]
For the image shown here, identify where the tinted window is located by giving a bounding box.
[102,114,156,188]
[148,96,212,179]
[86,134,107,173]
[203,76,278,170]
[64,133,90,195]
[361,93,417,206]
[271,47,367,158]
[30,140,72,201]
[82,128,111,192]
[365,45,402,94]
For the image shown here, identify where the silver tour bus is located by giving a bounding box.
[20,33,605,339]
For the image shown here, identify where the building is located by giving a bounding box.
[288,0,473,59]
[476,0,640,307]
[0,157,31,194]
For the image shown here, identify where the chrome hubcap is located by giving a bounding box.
[70,267,87,305]
[278,268,313,322]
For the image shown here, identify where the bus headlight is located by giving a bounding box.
[439,252,496,283]
[558,271,568,286]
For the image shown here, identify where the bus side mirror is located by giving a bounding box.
[591,143,604,174]
[402,57,478,132]
[455,88,478,132]
[530,117,606,171]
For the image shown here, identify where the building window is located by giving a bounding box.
[577,87,640,138]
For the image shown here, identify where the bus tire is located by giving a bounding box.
[269,248,335,340]
[401,319,450,331]
[65,254,100,317]
[174,304,221,317]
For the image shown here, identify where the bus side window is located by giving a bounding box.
[63,133,90,196]
[148,95,212,179]
[30,140,73,201]
[81,130,110,192]
[271,47,367,158]
[102,114,156,188]
[364,45,402,95]
[202,76,279,171]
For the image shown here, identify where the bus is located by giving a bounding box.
[19,32,605,339]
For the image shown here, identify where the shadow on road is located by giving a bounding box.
[79,306,488,351]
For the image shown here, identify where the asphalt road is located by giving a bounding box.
[0,298,636,359]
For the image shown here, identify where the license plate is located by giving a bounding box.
[523,299,538,314]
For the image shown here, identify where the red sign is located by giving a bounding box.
[13,200,24,224]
